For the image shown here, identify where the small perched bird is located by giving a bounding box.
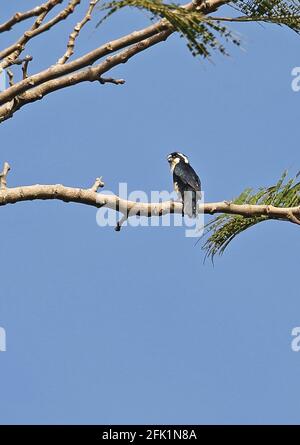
[167,152,201,217]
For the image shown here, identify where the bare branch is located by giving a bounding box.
[90,177,105,192]
[0,0,81,70]
[99,76,126,85]
[0,163,298,228]
[0,30,171,122]
[0,20,170,106]
[0,162,11,189]
[115,214,129,231]
[6,70,14,87]
[0,10,52,69]
[58,0,100,64]
[0,0,63,33]
[287,210,300,226]
[0,183,298,225]
[200,0,230,13]
[22,56,33,79]
[0,0,231,122]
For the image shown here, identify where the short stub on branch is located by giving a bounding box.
[0,161,10,189]
[90,177,105,192]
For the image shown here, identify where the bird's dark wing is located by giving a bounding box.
[174,162,201,191]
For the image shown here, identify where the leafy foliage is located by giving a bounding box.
[232,0,300,32]
[96,0,300,58]
[96,0,240,58]
[202,171,300,262]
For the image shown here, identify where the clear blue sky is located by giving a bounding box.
[0,1,300,425]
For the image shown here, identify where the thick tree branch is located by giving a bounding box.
[0,30,171,121]
[0,20,170,105]
[0,163,298,228]
[2,29,171,119]
[0,0,230,123]
[0,183,299,224]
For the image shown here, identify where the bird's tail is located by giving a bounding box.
[184,191,201,218]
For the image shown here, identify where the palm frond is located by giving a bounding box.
[96,0,300,58]
[232,0,300,32]
[203,171,300,262]
[96,0,240,57]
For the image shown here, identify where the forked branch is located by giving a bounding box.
[0,0,230,123]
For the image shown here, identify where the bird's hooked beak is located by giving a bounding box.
[167,155,172,163]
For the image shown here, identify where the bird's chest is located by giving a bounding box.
[174,180,180,194]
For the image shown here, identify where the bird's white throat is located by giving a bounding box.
[170,158,180,172]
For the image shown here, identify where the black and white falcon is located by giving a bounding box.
[167,152,201,217]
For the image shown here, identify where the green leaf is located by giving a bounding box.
[232,1,300,32]
[95,1,300,58]
[96,0,240,58]
[202,171,300,262]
